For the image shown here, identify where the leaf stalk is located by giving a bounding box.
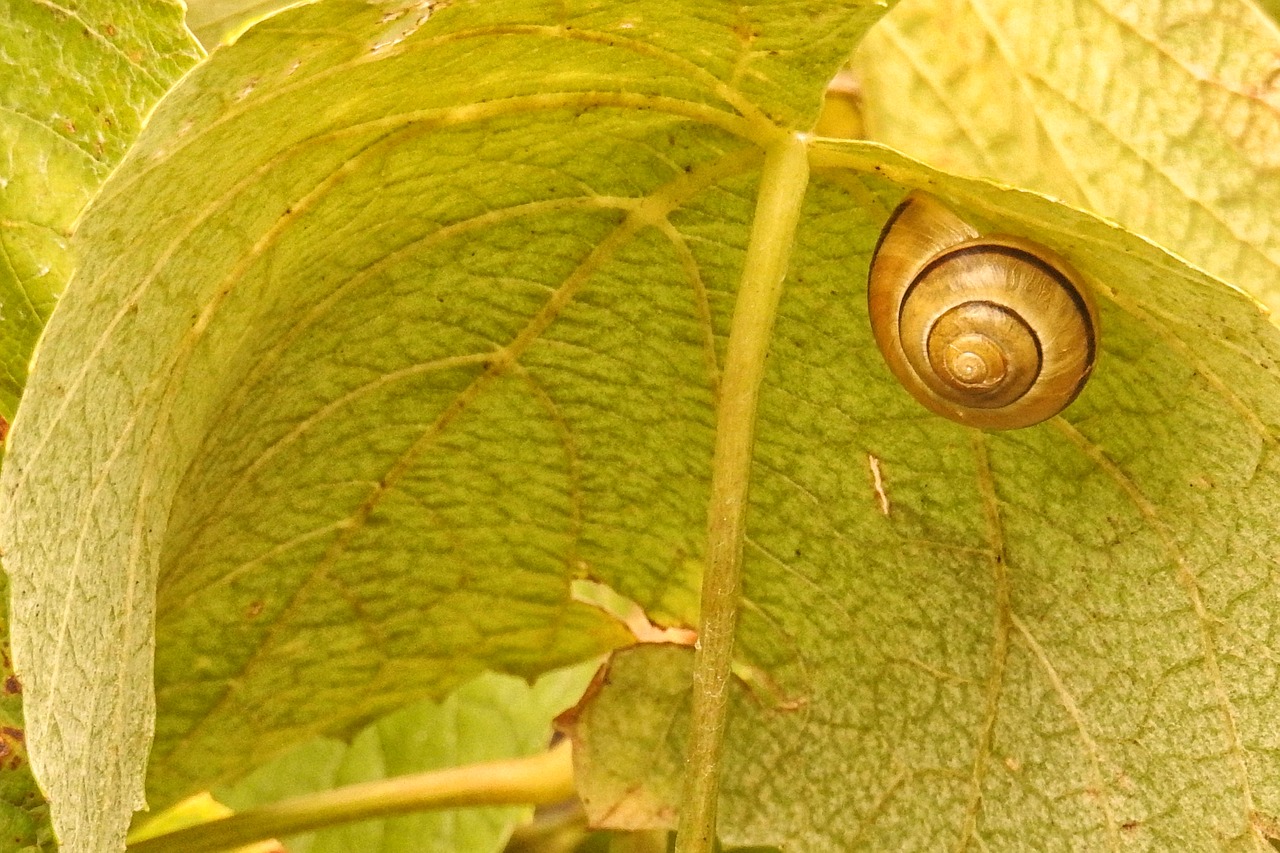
[126,740,576,853]
[674,133,810,853]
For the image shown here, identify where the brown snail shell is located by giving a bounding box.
[868,192,1099,430]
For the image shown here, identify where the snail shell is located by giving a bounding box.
[868,192,1098,430]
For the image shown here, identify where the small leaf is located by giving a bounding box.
[128,793,281,852]
[853,0,1280,316]
[214,664,595,853]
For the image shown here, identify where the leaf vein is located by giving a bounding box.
[1010,612,1122,849]
[28,0,171,88]
[958,431,1012,851]
[153,146,763,764]
[101,21,774,204]
[1051,417,1264,846]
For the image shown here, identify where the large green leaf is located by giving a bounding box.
[0,0,201,420]
[0,1,885,850]
[852,0,1280,316]
[570,143,1280,848]
[212,664,594,853]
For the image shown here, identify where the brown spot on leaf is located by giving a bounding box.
[1252,810,1280,839]
[3,675,20,695]
[0,727,26,771]
[104,23,117,37]
[245,600,264,619]
[0,415,8,444]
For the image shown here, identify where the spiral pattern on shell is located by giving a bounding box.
[868,192,1098,430]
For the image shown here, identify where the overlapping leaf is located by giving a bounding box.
[182,0,314,48]
[0,1,886,850]
[853,0,1280,316]
[0,0,201,419]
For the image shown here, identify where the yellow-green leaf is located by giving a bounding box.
[0,1,884,850]
[182,0,313,48]
[9,1,1280,851]
[0,1,200,848]
[213,665,594,853]
[0,0,202,419]
[854,0,1280,316]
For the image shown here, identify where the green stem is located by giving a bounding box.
[674,133,810,853]
[127,741,576,853]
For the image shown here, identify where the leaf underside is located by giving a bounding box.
[0,1,883,849]
[573,150,1280,850]
[4,1,1280,852]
